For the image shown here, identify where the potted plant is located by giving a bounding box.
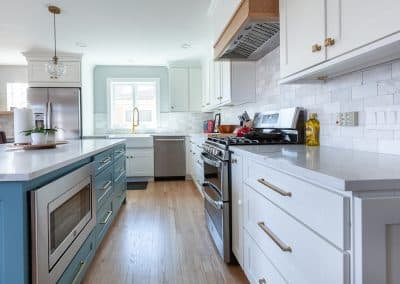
[44,128,58,143]
[23,128,46,145]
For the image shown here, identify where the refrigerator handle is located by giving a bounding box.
[46,101,53,129]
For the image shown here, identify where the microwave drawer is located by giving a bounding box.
[243,230,288,284]
[244,184,350,284]
[245,159,350,250]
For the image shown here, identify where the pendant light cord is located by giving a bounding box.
[53,12,57,59]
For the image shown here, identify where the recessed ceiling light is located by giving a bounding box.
[181,43,191,49]
[76,41,88,48]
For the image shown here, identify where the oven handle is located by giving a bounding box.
[201,152,221,168]
[202,182,223,210]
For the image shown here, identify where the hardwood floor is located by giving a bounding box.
[82,180,248,284]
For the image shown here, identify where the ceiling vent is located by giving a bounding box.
[214,0,280,60]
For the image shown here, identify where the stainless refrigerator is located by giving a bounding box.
[27,88,82,140]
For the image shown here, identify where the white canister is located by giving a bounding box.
[13,108,34,144]
[31,133,46,145]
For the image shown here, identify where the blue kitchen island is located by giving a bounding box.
[0,139,127,284]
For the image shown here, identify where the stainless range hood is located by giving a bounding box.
[214,0,279,60]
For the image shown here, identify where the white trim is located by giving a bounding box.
[106,77,161,132]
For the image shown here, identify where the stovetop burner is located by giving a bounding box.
[207,136,260,146]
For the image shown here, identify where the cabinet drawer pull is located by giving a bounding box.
[100,210,113,224]
[98,156,112,170]
[312,44,322,52]
[72,260,86,284]
[115,170,126,181]
[101,180,112,191]
[258,279,266,284]
[257,178,292,197]
[324,37,335,47]
[257,221,292,252]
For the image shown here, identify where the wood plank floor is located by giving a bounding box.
[82,180,248,284]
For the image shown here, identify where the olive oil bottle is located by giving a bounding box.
[305,113,320,146]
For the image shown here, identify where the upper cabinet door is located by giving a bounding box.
[189,68,202,112]
[220,61,232,104]
[326,0,400,59]
[280,0,326,77]
[169,68,189,112]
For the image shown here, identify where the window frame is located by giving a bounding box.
[106,77,161,132]
[6,82,28,110]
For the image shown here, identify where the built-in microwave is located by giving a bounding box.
[31,162,96,284]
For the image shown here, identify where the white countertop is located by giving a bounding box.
[0,139,125,181]
[230,145,400,191]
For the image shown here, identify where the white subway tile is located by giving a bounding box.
[376,111,386,125]
[392,59,400,79]
[331,88,352,103]
[340,126,363,137]
[362,64,392,83]
[340,99,364,112]
[352,83,377,99]
[364,94,394,107]
[323,102,341,114]
[364,129,394,139]
[377,79,400,96]
[378,140,400,155]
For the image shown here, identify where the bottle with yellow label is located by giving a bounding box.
[305,113,320,146]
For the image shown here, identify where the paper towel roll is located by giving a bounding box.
[13,108,34,144]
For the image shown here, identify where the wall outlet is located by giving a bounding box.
[336,111,359,126]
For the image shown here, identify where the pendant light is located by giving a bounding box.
[46,6,65,78]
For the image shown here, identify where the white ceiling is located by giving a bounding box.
[0,0,213,66]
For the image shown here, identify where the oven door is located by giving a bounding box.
[201,152,229,202]
[31,162,96,284]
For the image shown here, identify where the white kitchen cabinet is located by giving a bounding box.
[169,67,189,112]
[280,0,400,82]
[231,152,243,266]
[280,0,326,77]
[188,135,206,194]
[169,66,202,112]
[326,0,400,59]
[23,52,82,87]
[203,60,255,111]
[189,68,202,112]
[126,148,154,177]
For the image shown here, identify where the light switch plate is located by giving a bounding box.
[336,111,359,126]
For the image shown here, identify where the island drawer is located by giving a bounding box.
[57,231,95,284]
[243,230,288,284]
[245,158,350,250]
[113,144,126,161]
[94,149,114,175]
[244,184,350,284]
[95,200,113,248]
[95,166,114,209]
[113,155,126,183]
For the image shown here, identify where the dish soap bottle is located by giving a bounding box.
[305,113,320,146]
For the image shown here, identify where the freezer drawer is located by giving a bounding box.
[154,136,186,178]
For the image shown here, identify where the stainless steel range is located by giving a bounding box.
[201,107,304,263]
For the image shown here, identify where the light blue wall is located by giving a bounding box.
[93,65,169,113]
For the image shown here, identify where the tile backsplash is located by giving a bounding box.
[218,47,400,155]
[94,112,212,135]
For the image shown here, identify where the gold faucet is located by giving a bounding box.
[131,106,140,133]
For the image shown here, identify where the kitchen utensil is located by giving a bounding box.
[213,113,221,133]
[243,111,251,121]
[217,125,238,134]
[236,127,251,137]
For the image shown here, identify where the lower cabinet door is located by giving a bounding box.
[57,231,95,284]
[243,230,288,284]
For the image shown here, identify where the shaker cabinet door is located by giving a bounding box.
[326,0,400,59]
[280,0,326,77]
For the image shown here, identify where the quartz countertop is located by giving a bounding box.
[0,139,125,181]
[230,145,400,191]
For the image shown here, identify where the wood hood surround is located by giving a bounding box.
[214,0,279,60]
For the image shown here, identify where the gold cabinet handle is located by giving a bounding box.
[257,222,292,252]
[312,44,322,52]
[257,178,292,197]
[324,37,335,47]
[259,279,267,284]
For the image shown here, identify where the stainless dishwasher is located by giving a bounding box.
[153,136,186,179]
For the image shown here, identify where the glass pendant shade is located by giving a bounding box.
[47,56,65,77]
